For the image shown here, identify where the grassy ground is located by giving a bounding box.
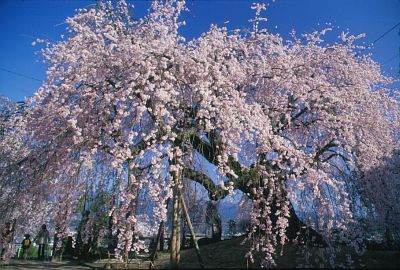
[90,236,400,269]
[2,236,400,269]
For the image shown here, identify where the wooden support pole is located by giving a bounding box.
[149,220,165,269]
[180,191,205,269]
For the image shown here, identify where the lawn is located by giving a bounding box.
[89,236,400,269]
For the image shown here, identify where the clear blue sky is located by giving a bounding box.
[0,0,399,101]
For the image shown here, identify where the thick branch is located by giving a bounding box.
[183,168,228,201]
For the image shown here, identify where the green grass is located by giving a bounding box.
[90,236,400,269]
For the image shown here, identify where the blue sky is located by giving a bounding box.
[0,0,399,101]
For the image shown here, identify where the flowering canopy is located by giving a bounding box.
[1,0,399,266]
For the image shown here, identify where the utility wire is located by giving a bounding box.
[0,67,42,82]
[371,21,400,45]
[383,54,399,65]
[1,21,399,83]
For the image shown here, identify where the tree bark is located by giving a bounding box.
[160,226,165,251]
[51,225,61,262]
[170,170,181,269]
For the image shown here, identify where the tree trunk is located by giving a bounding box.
[51,225,61,262]
[160,225,165,251]
[170,170,181,269]
[188,134,328,245]
[186,167,325,245]
[270,199,325,246]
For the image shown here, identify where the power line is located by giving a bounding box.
[371,21,400,45]
[0,21,399,83]
[0,67,43,82]
[383,54,399,65]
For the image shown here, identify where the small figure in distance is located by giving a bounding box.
[33,224,50,260]
[20,234,31,260]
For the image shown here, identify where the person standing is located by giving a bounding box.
[34,224,50,260]
[20,234,31,259]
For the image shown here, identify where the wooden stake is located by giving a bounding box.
[180,191,205,269]
[149,220,165,269]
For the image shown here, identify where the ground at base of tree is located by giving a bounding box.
[1,237,400,269]
[148,236,400,269]
[0,260,90,270]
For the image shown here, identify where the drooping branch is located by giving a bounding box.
[183,168,228,201]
